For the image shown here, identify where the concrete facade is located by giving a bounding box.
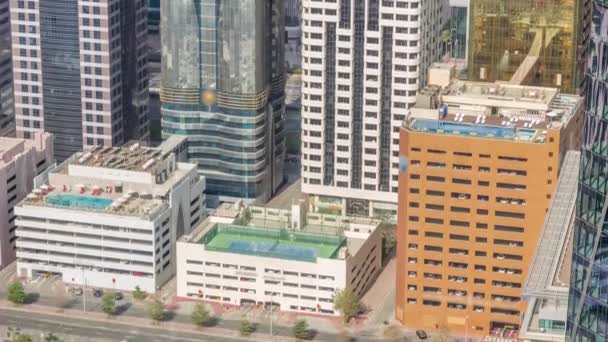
[0,131,52,269]
[15,140,205,293]
[176,203,382,316]
[300,0,446,220]
[395,67,583,335]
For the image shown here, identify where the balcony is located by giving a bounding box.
[448,289,467,297]
[447,303,466,310]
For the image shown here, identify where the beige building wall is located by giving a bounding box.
[0,131,52,268]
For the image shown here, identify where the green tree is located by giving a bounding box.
[292,319,310,340]
[7,280,26,305]
[101,293,116,316]
[132,286,147,301]
[239,318,255,336]
[43,333,63,342]
[191,303,212,327]
[7,334,33,342]
[333,288,360,324]
[147,300,165,322]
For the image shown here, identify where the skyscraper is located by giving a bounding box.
[0,0,14,136]
[148,0,160,33]
[467,0,590,94]
[567,2,608,340]
[160,0,286,205]
[300,0,445,218]
[285,0,299,25]
[449,0,468,61]
[9,0,149,161]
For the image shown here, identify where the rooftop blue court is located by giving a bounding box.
[200,224,346,262]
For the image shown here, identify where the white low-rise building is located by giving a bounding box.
[15,139,205,293]
[177,202,382,315]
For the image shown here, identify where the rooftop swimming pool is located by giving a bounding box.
[411,119,537,140]
[45,194,113,210]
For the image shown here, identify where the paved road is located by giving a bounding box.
[0,308,238,342]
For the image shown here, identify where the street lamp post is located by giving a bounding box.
[269,292,275,337]
[81,266,87,313]
[465,315,468,342]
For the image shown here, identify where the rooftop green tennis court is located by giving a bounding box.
[200,224,346,262]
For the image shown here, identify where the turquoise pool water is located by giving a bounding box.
[411,119,536,140]
[45,194,113,210]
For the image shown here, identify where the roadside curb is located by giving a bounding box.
[0,300,294,341]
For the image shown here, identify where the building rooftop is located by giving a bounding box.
[181,202,380,263]
[199,224,346,262]
[0,133,50,167]
[523,150,580,300]
[18,139,198,220]
[0,138,22,162]
[19,183,167,220]
[405,86,581,143]
[69,142,167,174]
[407,65,583,143]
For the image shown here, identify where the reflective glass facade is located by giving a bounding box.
[39,0,83,160]
[148,0,160,33]
[450,6,467,60]
[567,2,608,340]
[468,0,586,93]
[161,0,286,203]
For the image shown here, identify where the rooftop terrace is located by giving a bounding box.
[405,90,581,143]
[199,224,346,262]
[68,142,169,174]
[442,80,559,104]
[19,182,167,220]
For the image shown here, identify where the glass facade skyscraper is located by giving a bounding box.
[148,0,160,33]
[567,2,608,340]
[0,0,14,136]
[160,0,286,204]
[450,5,467,60]
[468,0,588,93]
[9,0,150,161]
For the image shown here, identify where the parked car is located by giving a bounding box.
[416,330,428,340]
[93,289,103,297]
[114,292,123,300]
[72,287,83,296]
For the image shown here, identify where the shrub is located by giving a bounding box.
[7,281,26,304]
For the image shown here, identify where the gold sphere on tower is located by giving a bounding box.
[202,90,216,106]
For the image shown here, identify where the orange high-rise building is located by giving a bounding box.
[395,73,583,336]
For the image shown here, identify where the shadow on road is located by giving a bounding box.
[115,302,132,316]
[163,310,176,322]
[205,316,220,327]
[25,293,39,304]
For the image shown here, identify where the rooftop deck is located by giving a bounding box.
[19,183,167,220]
[409,117,541,141]
[68,143,167,173]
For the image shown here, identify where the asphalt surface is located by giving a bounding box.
[0,305,384,341]
[0,308,238,342]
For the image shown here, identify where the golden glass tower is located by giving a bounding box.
[467,0,589,94]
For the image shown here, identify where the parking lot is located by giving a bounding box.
[0,264,139,315]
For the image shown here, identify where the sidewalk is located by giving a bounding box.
[0,300,295,342]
